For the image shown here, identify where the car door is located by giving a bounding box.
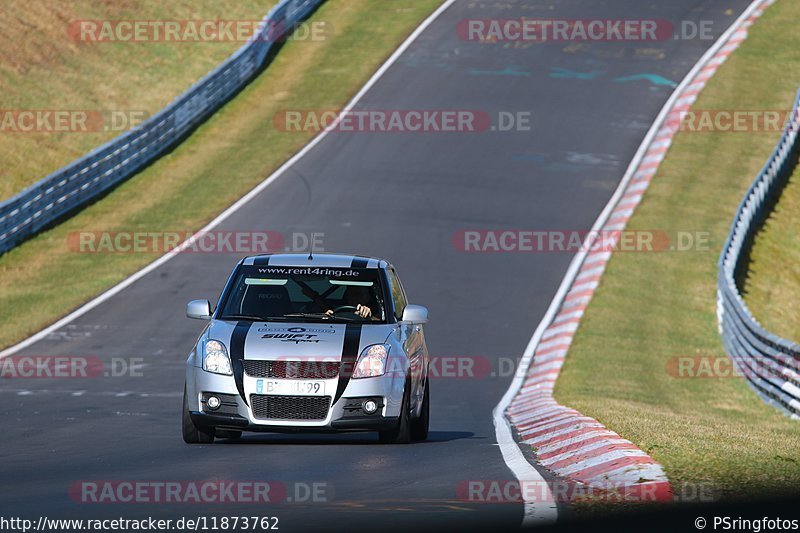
[387,268,426,410]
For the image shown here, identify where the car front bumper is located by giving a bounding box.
[188,411,400,432]
[186,363,405,432]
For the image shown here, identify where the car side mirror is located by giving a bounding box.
[186,299,212,320]
[402,304,428,324]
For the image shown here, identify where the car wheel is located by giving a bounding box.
[378,381,411,444]
[410,378,429,442]
[182,385,215,444]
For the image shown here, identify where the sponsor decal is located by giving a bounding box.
[261,333,326,344]
[254,266,363,278]
[258,326,337,344]
[257,326,337,334]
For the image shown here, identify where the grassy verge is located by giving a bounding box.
[555,0,800,500]
[0,0,441,349]
[0,0,275,200]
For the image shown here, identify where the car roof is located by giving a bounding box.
[240,253,390,269]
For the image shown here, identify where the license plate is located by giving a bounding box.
[259,379,325,396]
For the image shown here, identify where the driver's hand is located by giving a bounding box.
[355,304,372,319]
[325,309,334,317]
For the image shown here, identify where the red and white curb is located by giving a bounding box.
[495,0,775,521]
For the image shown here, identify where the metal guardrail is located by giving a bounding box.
[718,88,800,419]
[0,0,324,255]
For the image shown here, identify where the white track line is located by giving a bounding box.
[4,0,767,527]
[0,0,458,358]
[493,0,772,527]
[0,0,557,524]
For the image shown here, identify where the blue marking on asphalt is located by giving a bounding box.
[549,67,603,80]
[613,73,678,87]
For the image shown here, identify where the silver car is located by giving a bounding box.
[182,253,430,444]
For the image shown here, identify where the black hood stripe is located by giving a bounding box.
[230,321,252,405]
[333,323,363,404]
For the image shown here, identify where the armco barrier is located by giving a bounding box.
[0,0,324,256]
[717,88,800,419]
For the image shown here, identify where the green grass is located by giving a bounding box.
[741,164,800,341]
[0,0,441,349]
[555,0,800,500]
[0,0,276,200]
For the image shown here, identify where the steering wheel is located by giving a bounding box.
[332,305,358,314]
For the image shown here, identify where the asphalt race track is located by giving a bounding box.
[0,1,753,531]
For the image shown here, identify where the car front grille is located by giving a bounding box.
[243,360,340,379]
[249,395,331,421]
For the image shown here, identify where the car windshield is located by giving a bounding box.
[217,265,388,323]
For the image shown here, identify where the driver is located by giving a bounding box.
[303,284,379,320]
[328,285,379,320]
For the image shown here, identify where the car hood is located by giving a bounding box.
[206,320,396,361]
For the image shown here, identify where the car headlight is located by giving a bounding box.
[203,339,232,375]
[352,344,389,379]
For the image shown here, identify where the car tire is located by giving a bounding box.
[182,385,215,444]
[410,378,429,442]
[378,381,411,444]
